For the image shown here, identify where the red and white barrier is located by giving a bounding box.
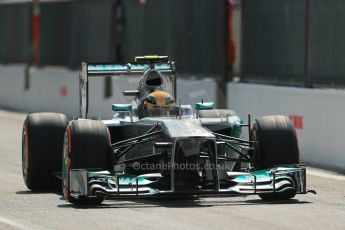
[228,83,345,172]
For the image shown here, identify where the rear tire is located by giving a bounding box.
[198,109,236,118]
[252,115,300,200]
[62,120,111,205]
[22,113,68,191]
[198,109,239,172]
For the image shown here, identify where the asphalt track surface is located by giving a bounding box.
[0,109,344,230]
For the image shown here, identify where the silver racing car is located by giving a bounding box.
[22,56,314,205]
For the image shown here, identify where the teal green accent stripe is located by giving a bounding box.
[112,104,132,112]
[195,102,214,110]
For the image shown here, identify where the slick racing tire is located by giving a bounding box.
[198,109,236,118]
[62,119,112,205]
[252,115,300,201]
[197,109,238,170]
[22,113,68,191]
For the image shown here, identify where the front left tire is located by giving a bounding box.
[252,115,300,200]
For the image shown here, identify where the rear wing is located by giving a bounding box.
[79,56,176,118]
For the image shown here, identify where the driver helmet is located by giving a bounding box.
[144,90,175,108]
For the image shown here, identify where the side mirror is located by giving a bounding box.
[195,102,214,111]
[123,90,139,97]
[112,104,132,112]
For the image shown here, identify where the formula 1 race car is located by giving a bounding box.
[22,56,313,205]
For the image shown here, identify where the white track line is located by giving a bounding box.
[0,216,33,230]
[307,167,345,181]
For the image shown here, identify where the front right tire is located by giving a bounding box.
[62,119,112,205]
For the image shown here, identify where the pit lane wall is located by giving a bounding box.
[228,83,345,173]
[0,64,217,119]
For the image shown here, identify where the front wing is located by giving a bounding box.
[68,165,311,200]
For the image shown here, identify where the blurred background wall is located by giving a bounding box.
[0,0,228,78]
[241,0,345,87]
[0,0,344,86]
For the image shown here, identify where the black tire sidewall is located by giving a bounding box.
[62,120,111,205]
[253,116,300,170]
[23,113,68,191]
[251,115,300,200]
